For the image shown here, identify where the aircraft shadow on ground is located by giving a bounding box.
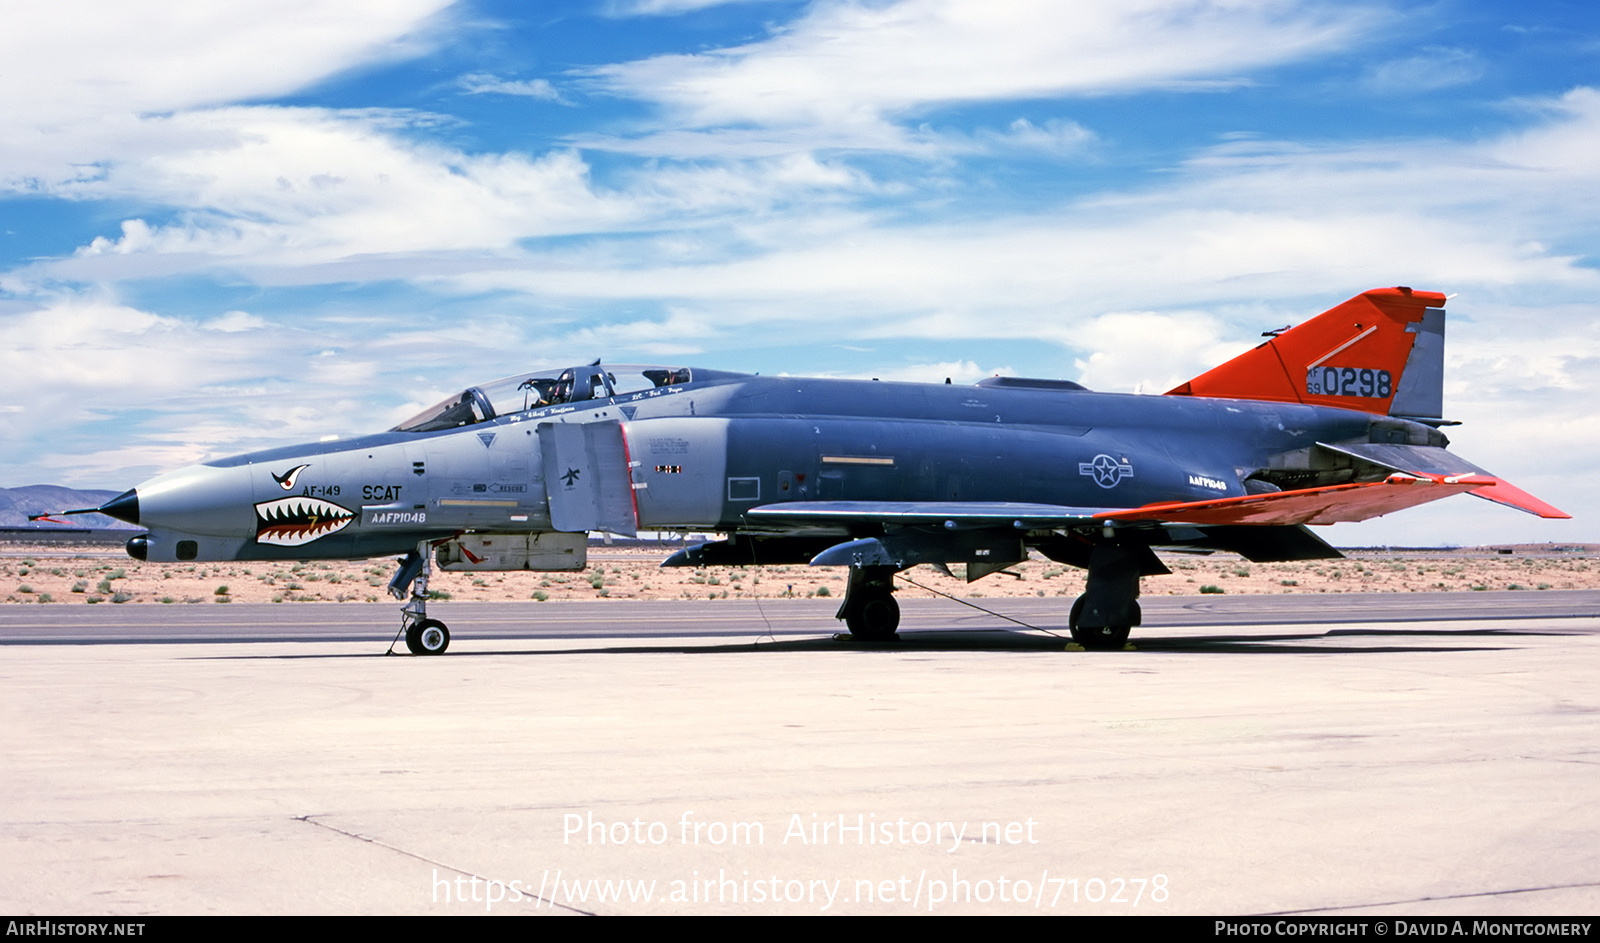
[204,623,1575,660]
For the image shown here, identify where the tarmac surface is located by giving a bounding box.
[3,592,1599,915]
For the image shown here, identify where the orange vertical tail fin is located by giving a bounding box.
[1166,287,1447,418]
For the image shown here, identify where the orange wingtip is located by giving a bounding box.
[1464,478,1570,519]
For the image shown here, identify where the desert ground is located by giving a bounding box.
[2,538,1595,608]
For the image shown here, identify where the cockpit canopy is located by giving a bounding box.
[393,364,695,433]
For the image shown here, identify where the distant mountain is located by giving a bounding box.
[0,485,138,529]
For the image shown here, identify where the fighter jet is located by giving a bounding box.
[41,287,1567,653]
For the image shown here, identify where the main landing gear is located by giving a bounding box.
[1067,541,1143,650]
[834,542,1147,648]
[837,564,900,641]
[388,542,451,656]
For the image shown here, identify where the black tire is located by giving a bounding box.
[1069,596,1136,650]
[406,618,450,655]
[845,593,899,641]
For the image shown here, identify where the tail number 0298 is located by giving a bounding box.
[1306,367,1392,398]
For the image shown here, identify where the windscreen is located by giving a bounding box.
[392,365,693,432]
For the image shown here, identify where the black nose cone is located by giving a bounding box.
[99,489,140,525]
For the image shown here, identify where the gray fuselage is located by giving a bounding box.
[122,370,1391,563]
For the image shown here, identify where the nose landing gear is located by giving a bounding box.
[388,542,451,655]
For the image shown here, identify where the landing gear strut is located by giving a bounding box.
[389,542,450,655]
[837,564,900,640]
[1069,541,1143,650]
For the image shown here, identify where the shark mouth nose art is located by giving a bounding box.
[253,496,355,546]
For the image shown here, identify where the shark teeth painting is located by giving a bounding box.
[253,496,355,547]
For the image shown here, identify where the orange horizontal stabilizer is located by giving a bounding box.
[1098,474,1483,527]
[1467,478,1570,519]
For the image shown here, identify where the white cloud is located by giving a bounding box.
[17,115,898,286]
[0,293,586,485]
[1366,47,1484,95]
[0,300,279,479]
[555,309,719,358]
[610,152,879,214]
[440,198,1593,336]
[574,111,1098,162]
[1068,311,1242,394]
[609,0,777,15]
[203,311,268,333]
[35,108,633,270]
[1168,89,1600,247]
[0,0,454,190]
[979,118,1096,155]
[589,0,1380,142]
[458,73,567,103]
[1484,87,1600,182]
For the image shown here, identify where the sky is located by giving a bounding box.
[1,0,1596,546]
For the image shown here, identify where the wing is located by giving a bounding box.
[735,478,1482,563]
[745,450,1568,531]
[1099,473,1485,526]
[708,456,1563,575]
[734,499,1341,568]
